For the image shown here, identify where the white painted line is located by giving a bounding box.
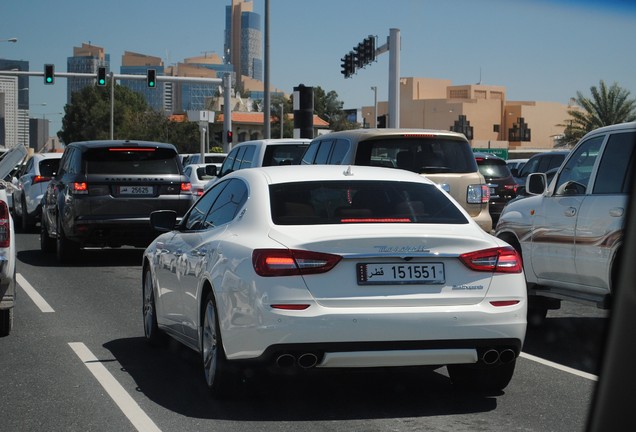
[68,342,161,432]
[520,352,598,381]
[17,273,54,313]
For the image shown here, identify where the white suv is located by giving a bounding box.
[12,152,63,231]
[495,121,636,325]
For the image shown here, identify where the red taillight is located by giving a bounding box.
[252,249,342,277]
[33,175,51,184]
[481,185,490,203]
[0,201,10,248]
[181,182,192,192]
[459,247,522,273]
[71,182,88,194]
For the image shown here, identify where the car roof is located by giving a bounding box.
[474,152,504,161]
[231,138,311,149]
[66,140,177,151]
[310,128,469,143]
[225,163,438,186]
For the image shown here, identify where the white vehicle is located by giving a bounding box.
[216,138,310,178]
[12,152,63,231]
[0,144,29,336]
[496,121,636,325]
[185,152,227,169]
[183,163,217,197]
[143,164,527,397]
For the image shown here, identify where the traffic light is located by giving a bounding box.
[340,52,355,78]
[364,35,376,63]
[147,69,156,88]
[226,130,233,143]
[354,42,365,68]
[44,64,54,85]
[97,67,107,86]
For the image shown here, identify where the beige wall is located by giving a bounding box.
[362,77,574,153]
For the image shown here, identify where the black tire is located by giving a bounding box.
[527,306,548,327]
[142,267,165,346]
[448,360,517,394]
[0,307,13,337]
[56,217,78,264]
[40,217,55,253]
[201,291,237,398]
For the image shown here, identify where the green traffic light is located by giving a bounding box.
[46,77,52,83]
[148,81,155,87]
[98,78,105,85]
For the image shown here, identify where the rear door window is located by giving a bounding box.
[593,131,636,194]
[263,144,309,166]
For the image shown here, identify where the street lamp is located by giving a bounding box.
[370,86,377,128]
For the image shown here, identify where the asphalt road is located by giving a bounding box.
[0,230,609,432]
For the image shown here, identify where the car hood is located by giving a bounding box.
[0,145,28,180]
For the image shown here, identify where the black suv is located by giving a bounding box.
[41,140,195,262]
[474,152,518,225]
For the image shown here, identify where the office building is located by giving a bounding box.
[0,59,29,149]
[67,43,109,103]
[120,51,164,112]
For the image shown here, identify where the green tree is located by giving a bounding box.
[312,86,358,131]
[558,80,636,146]
[58,83,199,151]
[269,93,294,138]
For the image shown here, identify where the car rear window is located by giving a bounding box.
[354,137,477,173]
[270,180,468,225]
[83,147,180,175]
[39,159,60,177]
[262,144,309,166]
[476,158,511,178]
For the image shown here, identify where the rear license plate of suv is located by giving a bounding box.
[118,185,154,195]
[357,262,445,285]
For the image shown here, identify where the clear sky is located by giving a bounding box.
[2,0,635,134]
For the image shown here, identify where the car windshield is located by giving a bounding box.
[270,180,468,225]
[83,147,180,175]
[354,137,477,173]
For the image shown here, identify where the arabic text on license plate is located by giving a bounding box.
[357,262,445,285]
[119,185,153,195]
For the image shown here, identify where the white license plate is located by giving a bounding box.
[118,185,153,195]
[357,262,445,285]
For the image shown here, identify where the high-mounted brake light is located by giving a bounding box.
[402,133,436,138]
[253,249,342,277]
[108,147,156,152]
[340,218,411,223]
[459,247,522,273]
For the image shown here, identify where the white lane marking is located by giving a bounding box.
[520,352,598,381]
[68,342,161,432]
[17,273,55,313]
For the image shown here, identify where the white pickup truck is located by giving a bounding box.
[495,122,636,325]
[0,144,28,336]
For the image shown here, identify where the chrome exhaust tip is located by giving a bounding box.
[297,353,318,369]
[276,353,296,368]
[499,348,517,364]
[481,349,500,365]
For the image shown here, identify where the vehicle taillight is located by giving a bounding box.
[459,247,522,273]
[253,249,342,277]
[33,175,51,184]
[0,201,10,248]
[71,182,88,195]
[467,184,490,204]
[181,182,192,193]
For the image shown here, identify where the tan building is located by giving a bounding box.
[362,77,575,156]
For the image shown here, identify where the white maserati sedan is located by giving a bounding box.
[142,164,527,397]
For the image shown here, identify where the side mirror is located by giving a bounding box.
[205,165,217,177]
[149,210,178,232]
[526,172,547,195]
[510,168,519,177]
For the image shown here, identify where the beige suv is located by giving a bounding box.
[301,129,492,231]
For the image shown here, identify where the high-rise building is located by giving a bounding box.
[0,59,29,148]
[120,51,164,112]
[225,0,262,82]
[67,43,109,104]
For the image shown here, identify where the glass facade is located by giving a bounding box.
[120,65,165,112]
[241,11,262,80]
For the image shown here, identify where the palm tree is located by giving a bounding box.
[557,80,636,147]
